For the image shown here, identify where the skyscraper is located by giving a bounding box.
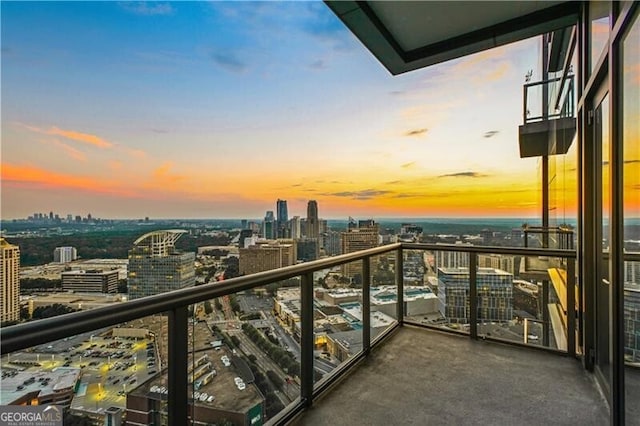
[127,230,195,300]
[340,220,380,279]
[1,238,20,324]
[263,211,275,239]
[276,199,289,238]
[306,200,319,239]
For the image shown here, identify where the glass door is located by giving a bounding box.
[594,90,611,393]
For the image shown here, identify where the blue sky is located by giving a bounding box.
[1,1,550,220]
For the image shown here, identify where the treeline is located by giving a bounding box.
[12,230,232,266]
[241,323,300,376]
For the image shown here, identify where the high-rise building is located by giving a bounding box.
[1,238,20,324]
[239,240,296,275]
[478,254,516,275]
[53,246,77,263]
[306,200,319,239]
[623,284,640,362]
[323,231,342,256]
[289,216,302,239]
[127,230,195,300]
[340,220,380,279]
[276,199,289,238]
[297,238,319,262]
[263,211,275,239]
[437,267,513,324]
[61,270,119,293]
[239,229,254,249]
[434,242,472,269]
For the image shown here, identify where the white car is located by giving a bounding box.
[237,382,246,390]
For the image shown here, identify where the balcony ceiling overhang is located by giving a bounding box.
[325,1,580,75]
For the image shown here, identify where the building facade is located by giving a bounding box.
[127,230,195,300]
[239,240,296,275]
[340,220,380,279]
[1,238,20,324]
[61,269,119,293]
[306,200,319,239]
[437,267,513,324]
[53,246,78,263]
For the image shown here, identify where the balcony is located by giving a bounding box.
[4,242,634,425]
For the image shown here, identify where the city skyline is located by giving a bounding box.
[2,1,576,220]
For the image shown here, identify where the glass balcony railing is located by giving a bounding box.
[0,243,578,425]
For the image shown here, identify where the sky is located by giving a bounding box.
[1,1,579,220]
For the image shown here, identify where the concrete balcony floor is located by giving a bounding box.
[292,326,611,425]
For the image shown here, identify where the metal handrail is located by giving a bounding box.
[0,242,582,425]
[0,243,402,354]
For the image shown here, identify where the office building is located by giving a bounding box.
[437,267,513,323]
[478,254,517,275]
[127,230,195,300]
[239,240,296,275]
[306,200,320,239]
[1,238,20,324]
[340,220,380,279]
[53,246,77,263]
[276,199,289,238]
[61,269,119,293]
[262,211,275,239]
[289,216,302,239]
[297,238,319,262]
[434,242,472,269]
[238,229,254,249]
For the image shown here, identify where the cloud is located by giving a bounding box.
[48,127,113,148]
[20,124,113,148]
[438,172,489,178]
[51,140,86,162]
[483,130,499,138]
[385,180,403,185]
[401,162,416,169]
[1,163,137,197]
[404,128,428,137]
[211,52,248,73]
[153,162,184,184]
[324,189,392,200]
[119,2,174,16]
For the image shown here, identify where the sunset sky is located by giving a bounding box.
[2,1,572,220]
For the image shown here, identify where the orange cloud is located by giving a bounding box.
[47,127,112,148]
[51,140,86,162]
[1,163,137,198]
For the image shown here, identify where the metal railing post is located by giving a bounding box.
[543,280,550,347]
[168,307,189,426]
[396,248,404,323]
[362,257,371,354]
[567,258,576,357]
[300,272,314,406]
[469,253,478,339]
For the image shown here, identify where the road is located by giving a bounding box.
[233,332,300,403]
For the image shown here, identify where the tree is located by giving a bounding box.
[32,304,76,319]
[266,370,284,390]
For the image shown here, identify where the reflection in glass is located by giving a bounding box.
[590,1,610,73]
[622,10,640,422]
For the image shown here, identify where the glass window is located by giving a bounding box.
[590,1,610,74]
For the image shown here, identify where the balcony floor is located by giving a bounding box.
[293,326,609,425]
